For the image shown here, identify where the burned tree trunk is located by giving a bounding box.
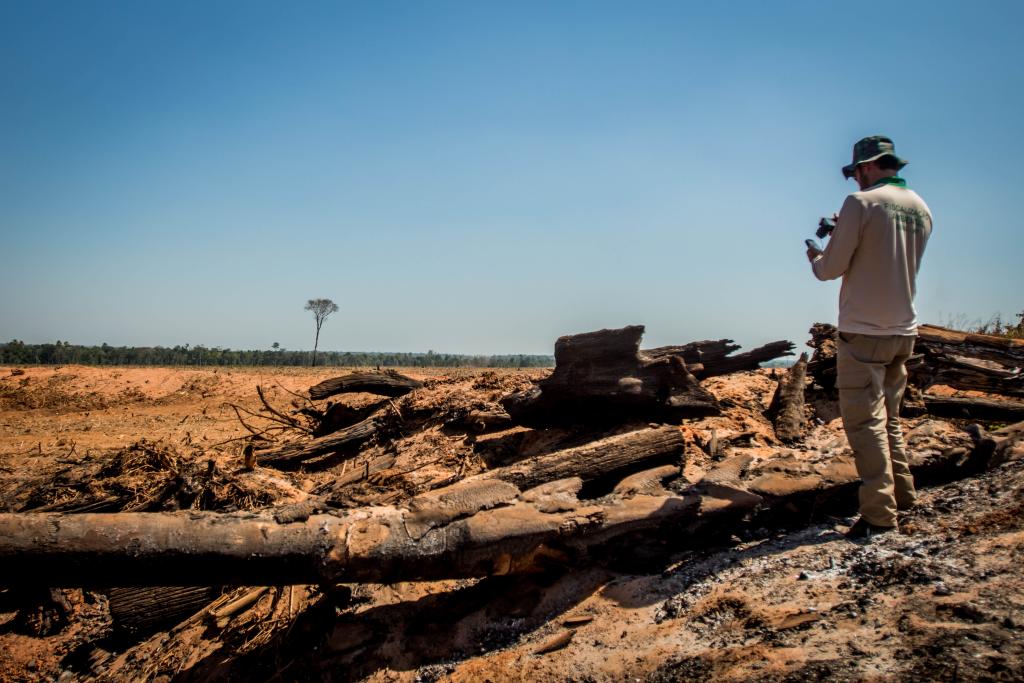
[643,340,796,379]
[767,353,809,443]
[311,400,389,437]
[501,326,720,426]
[255,417,381,469]
[908,354,1024,398]
[917,324,1024,366]
[807,323,839,391]
[477,426,684,490]
[309,371,423,401]
[447,408,514,434]
[908,395,1024,423]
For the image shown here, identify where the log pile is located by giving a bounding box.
[2,322,1021,612]
[807,322,1024,418]
[244,326,794,468]
[3,419,1020,588]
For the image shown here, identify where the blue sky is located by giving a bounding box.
[2,1,1022,355]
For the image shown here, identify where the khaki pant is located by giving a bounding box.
[836,332,917,527]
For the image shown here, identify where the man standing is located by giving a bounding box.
[807,135,932,538]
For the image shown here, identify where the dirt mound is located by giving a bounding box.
[0,372,146,411]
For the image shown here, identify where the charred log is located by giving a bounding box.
[917,324,1024,366]
[309,371,423,401]
[501,326,720,426]
[767,353,809,443]
[912,395,1024,423]
[806,323,839,391]
[255,417,381,469]
[476,426,684,491]
[312,400,389,437]
[643,340,796,379]
[446,408,514,434]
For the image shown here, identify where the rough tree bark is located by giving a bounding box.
[767,353,809,443]
[309,371,423,401]
[501,326,720,426]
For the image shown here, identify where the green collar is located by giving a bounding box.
[873,176,907,187]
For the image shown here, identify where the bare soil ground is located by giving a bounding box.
[1,365,1022,682]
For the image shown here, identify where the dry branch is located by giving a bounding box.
[256,385,301,428]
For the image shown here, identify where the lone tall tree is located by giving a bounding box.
[304,298,338,367]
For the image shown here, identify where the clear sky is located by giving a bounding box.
[2,1,1022,355]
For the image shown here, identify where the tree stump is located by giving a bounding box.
[501,326,720,426]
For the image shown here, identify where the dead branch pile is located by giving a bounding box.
[8,439,281,515]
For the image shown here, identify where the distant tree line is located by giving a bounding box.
[0,340,553,369]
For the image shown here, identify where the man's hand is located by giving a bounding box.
[805,239,822,262]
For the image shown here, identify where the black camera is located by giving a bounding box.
[816,217,836,239]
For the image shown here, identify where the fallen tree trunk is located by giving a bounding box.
[3,421,1018,589]
[767,353,809,443]
[917,324,1024,366]
[323,427,683,507]
[475,426,684,490]
[311,400,389,437]
[908,353,1024,398]
[909,395,1024,423]
[255,417,380,469]
[643,340,796,379]
[447,408,514,434]
[501,326,720,426]
[309,371,423,401]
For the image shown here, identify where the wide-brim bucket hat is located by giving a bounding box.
[842,135,908,178]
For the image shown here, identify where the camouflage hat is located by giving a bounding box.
[842,135,908,178]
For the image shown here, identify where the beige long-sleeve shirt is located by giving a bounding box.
[811,179,932,335]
